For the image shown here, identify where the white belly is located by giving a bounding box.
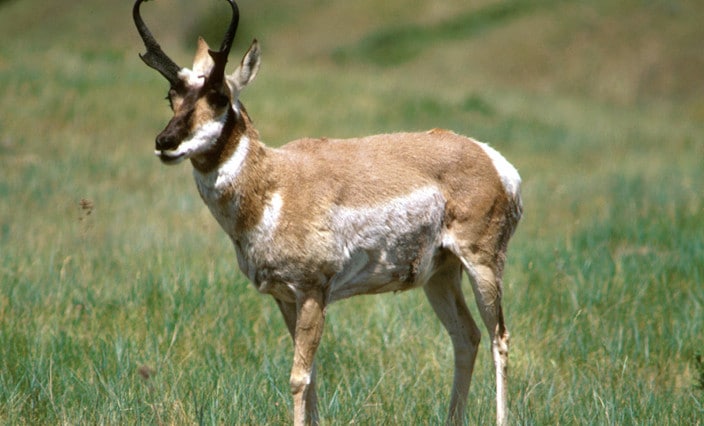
[234,186,447,304]
[326,186,446,302]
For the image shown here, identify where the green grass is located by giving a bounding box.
[331,0,553,66]
[1,0,703,424]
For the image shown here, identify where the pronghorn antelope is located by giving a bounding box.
[133,0,522,424]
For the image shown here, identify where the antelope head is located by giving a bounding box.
[133,0,261,166]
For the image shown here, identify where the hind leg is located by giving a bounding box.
[462,260,509,426]
[423,259,482,425]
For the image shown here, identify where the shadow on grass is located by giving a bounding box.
[695,354,704,394]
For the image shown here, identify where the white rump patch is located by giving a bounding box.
[476,142,521,198]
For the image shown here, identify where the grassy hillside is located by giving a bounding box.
[1,0,702,423]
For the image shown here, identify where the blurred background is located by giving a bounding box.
[1,0,702,423]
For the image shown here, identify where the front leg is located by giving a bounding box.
[276,290,325,426]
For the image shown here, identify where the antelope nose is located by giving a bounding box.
[155,133,178,151]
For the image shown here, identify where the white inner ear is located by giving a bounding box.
[226,41,262,98]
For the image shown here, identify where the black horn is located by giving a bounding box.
[207,0,240,85]
[133,0,182,86]
[219,0,240,57]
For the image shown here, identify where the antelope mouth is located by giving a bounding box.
[155,149,186,165]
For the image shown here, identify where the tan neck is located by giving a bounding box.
[190,103,258,174]
[191,103,273,237]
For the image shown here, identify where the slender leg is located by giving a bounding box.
[423,260,482,426]
[281,290,326,426]
[275,297,320,423]
[275,298,297,337]
[464,263,509,426]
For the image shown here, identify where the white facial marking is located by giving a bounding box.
[476,141,521,198]
[178,68,205,89]
[156,111,228,161]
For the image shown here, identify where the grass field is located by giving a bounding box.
[1,0,703,424]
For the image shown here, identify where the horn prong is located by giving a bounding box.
[133,0,182,86]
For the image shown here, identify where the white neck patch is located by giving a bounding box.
[215,134,250,191]
[194,134,251,197]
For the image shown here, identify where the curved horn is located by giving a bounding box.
[219,0,240,58]
[207,0,240,85]
[133,0,182,86]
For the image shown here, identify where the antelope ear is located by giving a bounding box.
[227,39,261,95]
[192,37,215,76]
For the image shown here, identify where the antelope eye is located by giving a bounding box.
[207,90,229,108]
[165,88,179,109]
